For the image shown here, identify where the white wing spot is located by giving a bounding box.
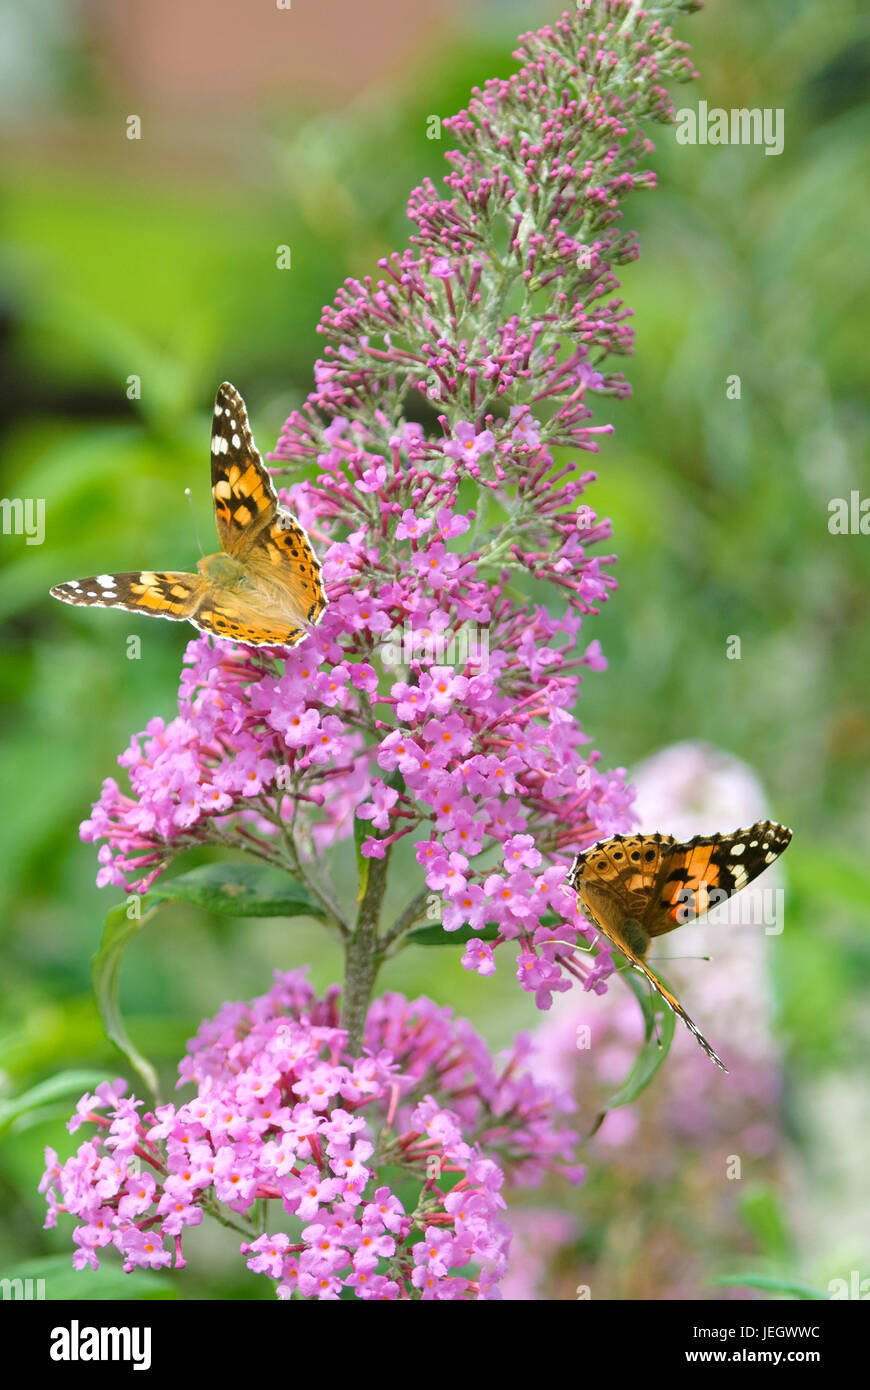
[214,403,222,416]
[232,434,241,449]
[212,435,229,455]
[730,843,745,855]
[97,574,116,589]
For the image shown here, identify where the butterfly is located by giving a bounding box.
[566,820,793,1072]
[51,382,327,648]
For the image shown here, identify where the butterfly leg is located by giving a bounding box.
[575,931,601,955]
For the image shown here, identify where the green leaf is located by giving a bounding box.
[712,1273,827,1301]
[586,967,675,1138]
[92,902,162,1099]
[92,866,322,1098]
[738,1184,792,1262]
[0,1070,108,1138]
[1,1254,175,1301]
[149,862,325,918]
[406,923,500,947]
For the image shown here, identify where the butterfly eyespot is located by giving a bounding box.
[630,851,640,862]
[613,851,623,860]
[644,848,656,861]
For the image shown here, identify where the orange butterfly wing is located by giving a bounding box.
[48,569,302,647]
[189,596,306,648]
[50,571,206,622]
[51,383,328,649]
[210,382,327,629]
[568,822,792,1072]
[642,820,793,936]
[210,383,278,558]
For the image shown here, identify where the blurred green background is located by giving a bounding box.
[1,0,868,1299]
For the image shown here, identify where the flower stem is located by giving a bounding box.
[341,850,390,1053]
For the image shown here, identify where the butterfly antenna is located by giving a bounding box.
[185,488,204,557]
[649,954,712,963]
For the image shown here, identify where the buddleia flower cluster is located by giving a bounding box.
[42,973,582,1299]
[82,1,697,1007]
[52,1,701,1296]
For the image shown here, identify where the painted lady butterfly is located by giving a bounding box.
[567,820,793,1072]
[51,382,327,648]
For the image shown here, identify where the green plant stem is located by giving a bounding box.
[341,850,390,1053]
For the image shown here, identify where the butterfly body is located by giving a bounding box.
[568,820,793,1072]
[51,383,327,649]
[198,551,247,586]
[606,915,650,962]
